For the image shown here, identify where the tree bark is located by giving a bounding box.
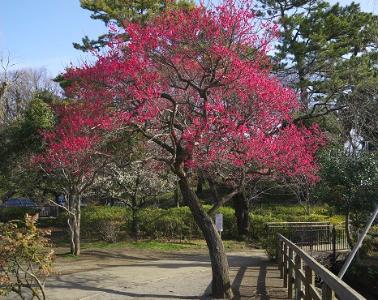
[73,195,81,256]
[233,193,250,237]
[345,209,354,249]
[178,175,233,299]
[68,194,81,256]
[196,170,205,195]
[208,178,220,205]
[131,207,138,240]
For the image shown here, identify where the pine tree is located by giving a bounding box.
[74,0,194,51]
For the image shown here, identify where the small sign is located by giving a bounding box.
[215,213,223,232]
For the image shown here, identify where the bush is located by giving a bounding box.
[137,206,237,240]
[51,202,343,246]
[137,207,201,240]
[0,215,54,299]
[81,206,129,242]
[0,207,39,223]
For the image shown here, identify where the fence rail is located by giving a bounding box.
[277,234,365,300]
[266,222,349,252]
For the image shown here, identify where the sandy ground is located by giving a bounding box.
[4,248,289,300]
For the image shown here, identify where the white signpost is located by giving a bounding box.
[215,213,223,238]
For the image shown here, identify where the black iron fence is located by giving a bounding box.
[266,222,349,252]
[38,205,59,218]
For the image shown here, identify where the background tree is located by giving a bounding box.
[64,1,324,297]
[74,0,194,51]
[0,92,56,204]
[99,158,175,239]
[257,0,378,219]
[0,67,60,126]
[316,146,378,248]
[33,100,122,255]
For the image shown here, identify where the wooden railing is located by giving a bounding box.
[277,234,365,300]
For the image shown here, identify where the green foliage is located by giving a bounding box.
[81,206,129,242]
[137,207,201,240]
[0,215,54,299]
[75,0,194,51]
[316,147,378,228]
[0,94,56,202]
[61,203,341,243]
[0,207,40,223]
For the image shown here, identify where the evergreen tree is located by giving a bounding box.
[257,0,378,133]
[74,0,194,51]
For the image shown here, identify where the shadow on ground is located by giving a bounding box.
[44,251,288,299]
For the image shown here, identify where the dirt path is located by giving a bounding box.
[9,248,289,299]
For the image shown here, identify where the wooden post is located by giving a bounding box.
[295,254,302,300]
[332,225,336,265]
[283,243,288,288]
[304,265,312,300]
[288,248,294,299]
[278,239,283,278]
[322,283,333,300]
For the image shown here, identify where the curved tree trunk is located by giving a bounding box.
[178,176,233,299]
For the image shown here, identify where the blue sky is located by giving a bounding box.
[1,0,377,77]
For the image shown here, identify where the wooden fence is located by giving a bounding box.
[277,234,365,300]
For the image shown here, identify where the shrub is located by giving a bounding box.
[0,207,39,223]
[0,214,54,299]
[81,206,129,242]
[137,206,238,240]
[137,207,202,240]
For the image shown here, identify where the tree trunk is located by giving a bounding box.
[345,209,354,249]
[233,193,250,237]
[174,179,182,207]
[73,195,81,256]
[131,207,138,240]
[68,194,81,256]
[208,178,220,205]
[178,176,233,299]
[196,170,205,195]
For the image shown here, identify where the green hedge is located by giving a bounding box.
[34,203,343,243]
[81,206,129,242]
[0,207,40,223]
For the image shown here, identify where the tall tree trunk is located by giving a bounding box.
[345,209,354,249]
[233,193,250,237]
[73,195,81,256]
[196,170,205,195]
[68,194,81,256]
[178,176,233,299]
[131,207,138,240]
[208,178,220,205]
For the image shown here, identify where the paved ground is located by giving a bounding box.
[5,248,289,299]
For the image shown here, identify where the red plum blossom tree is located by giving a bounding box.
[33,100,121,255]
[63,0,324,297]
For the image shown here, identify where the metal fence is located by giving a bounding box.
[266,222,349,252]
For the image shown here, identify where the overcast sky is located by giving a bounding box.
[1,0,377,77]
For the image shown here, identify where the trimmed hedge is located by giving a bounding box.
[30,203,343,243]
[0,207,39,223]
[136,206,238,240]
[81,206,129,242]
